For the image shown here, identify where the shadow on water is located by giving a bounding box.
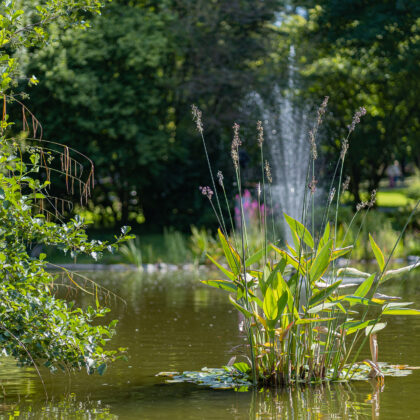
[0,269,419,419]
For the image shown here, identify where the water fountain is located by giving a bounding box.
[253,47,313,243]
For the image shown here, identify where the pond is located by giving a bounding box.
[1,269,420,419]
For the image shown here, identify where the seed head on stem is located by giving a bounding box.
[199,186,213,200]
[368,189,377,208]
[342,176,351,192]
[264,160,272,183]
[340,140,349,161]
[257,120,264,147]
[308,177,318,194]
[309,129,318,160]
[317,96,329,125]
[328,187,336,203]
[231,123,242,170]
[348,107,367,133]
[191,104,203,133]
[217,170,224,187]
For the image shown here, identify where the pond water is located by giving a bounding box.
[1,268,420,419]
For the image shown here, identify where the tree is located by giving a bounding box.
[289,0,420,201]
[24,0,283,229]
[0,0,131,375]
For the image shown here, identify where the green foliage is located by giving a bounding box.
[119,238,143,269]
[163,227,191,264]
[22,0,282,228]
[189,225,222,264]
[195,97,420,387]
[289,0,420,200]
[204,216,419,386]
[0,0,132,374]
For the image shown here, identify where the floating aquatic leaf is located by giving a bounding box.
[157,360,414,391]
[156,367,253,390]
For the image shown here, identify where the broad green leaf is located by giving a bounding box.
[330,246,353,261]
[317,222,330,253]
[343,320,376,335]
[309,239,332,284]
[276,290,289,319]
[369,234,385,272]
[253,312,268,330]
[383,308,420,316]
[295,317,335,325]
[286,242,298,258]
[263,287,278,321]
[309,280,341,308]
[272,245,306,275]
[284,213,314,249]
[353,273,376,302]
[259,264,271,296]
[287,273,299,297]
[245,244,273,267]
[201,280,237,293]
[233,362,250,373]
[206,254,235,281]
[341,295,381,307]
[218,229,241,276]
[265,261,285,292]
[229,295,252,318]
[307,301,342,314]
[275,271,299,320]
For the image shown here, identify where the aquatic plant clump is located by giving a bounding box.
[157,362,414,391]
[184,101,420,389]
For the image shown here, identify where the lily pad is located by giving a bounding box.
[156,366,253,390]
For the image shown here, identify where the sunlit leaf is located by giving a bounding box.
[295,317,335,325]
[263,287,278,321]
[353,273,376,302]
[307,301,342,314]
[218,229,241,276]
[272,244,306,275]
[245,244,273,267]
[383,307,420,316]
[229,295,252,318]
[369,234,385,272]
[284,213,314,249]
[206,253,236,281]
[201,280,237,293]
[309,280,341,308]
[309,239,332,284]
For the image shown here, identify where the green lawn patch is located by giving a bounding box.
[376,190,412,207]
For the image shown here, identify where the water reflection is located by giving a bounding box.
[0,395,117,419]
[0,270,418,419]
[0,380,385,419]
[248,381,383,419]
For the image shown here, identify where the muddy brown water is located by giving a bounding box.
[1,269,420,419]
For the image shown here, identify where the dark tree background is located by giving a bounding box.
[21,0,420,230]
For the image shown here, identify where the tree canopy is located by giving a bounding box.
[24,0,283,228]
[19,0,420,227]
